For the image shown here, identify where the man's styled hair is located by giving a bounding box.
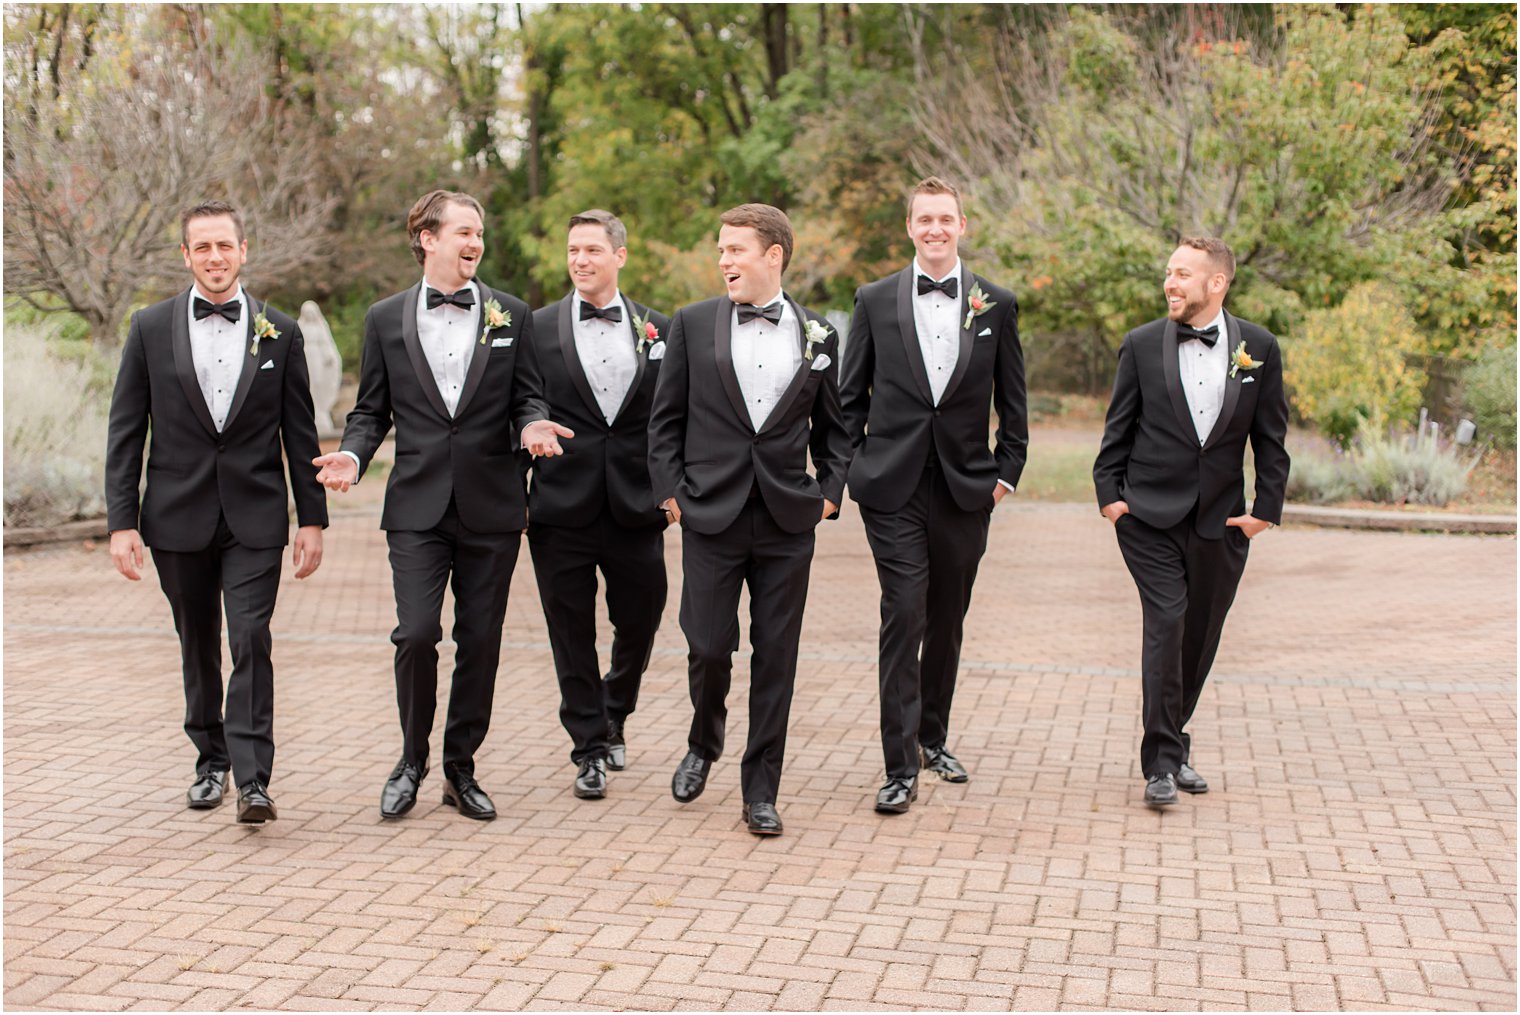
[906,176,963,218]
[407,190,486,266]
[719,203,794,272]
[568,209,627,250]
[1178,236,1236,284]
[181,200,245,248]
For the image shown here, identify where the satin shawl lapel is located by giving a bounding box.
[894,269,934,404]
[1202,311,1245,451]
[1160,320,1195,440]
[221,294,262,432]
[401,283,452,421]
[713,297,752,430]
[611,294,649,423]
[556,294,603,420]
[170,289,219,437]
[452,284,493,419]
[938,264,978,404]
[756,297,815,436]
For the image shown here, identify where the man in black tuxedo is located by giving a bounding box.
[525,209,670,801]
[1093,236,1290,808]
[106,200,327,825]
[840,176,1027,814]
[312,190,572,821]
[648,203,850,836]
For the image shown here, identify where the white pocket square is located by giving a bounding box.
[260,359,274,371]
[491,336,513,348]
[1241,376,1255,384]
[810,353,831,372]
[648,341,666,361]
[978,327,992,337]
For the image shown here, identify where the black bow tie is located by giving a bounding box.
[579,301,623,323]
[736,301,783,326]
[193,297,241,324]
[1177,323,1219,348]
[426,287,475,311]
[917,274,958,299]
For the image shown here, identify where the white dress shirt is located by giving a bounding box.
[417,278,479,417]
[186,284,248,433]
[572,291,637,424]
[911,257,962,406]
[1178,309,1229,444]
[730,291,801,430]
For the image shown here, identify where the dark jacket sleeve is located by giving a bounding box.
[338,306,393,478]
[810,319,850,515]
[646,307,689,509]
[105,311,150,533]
[992,291,1028,489]
[279,323,329,529]
[839,287,873,449]
[1093,332,1140,509]
[1247,338,1291,524]
[510,306,553,434]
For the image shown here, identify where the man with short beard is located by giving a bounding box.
[1093,236,1290,808]
[106,200,327,825]
[648,203,850,836]
[313,190,573,821]
[524,209,670,800]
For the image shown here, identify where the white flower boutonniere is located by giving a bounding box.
[963,282,996,331]
[251,303,280,357]
[803,319,830,361]
[633,310,660,354]
[1229,340,1261,379]
[480,299,510,345]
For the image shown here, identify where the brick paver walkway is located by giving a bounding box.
[5,490,1515,1010]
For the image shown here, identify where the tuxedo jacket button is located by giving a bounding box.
[217,444,226,452]
[451,425,460,434]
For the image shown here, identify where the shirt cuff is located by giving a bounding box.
[340,449,362,483]
[997,479,1016,493]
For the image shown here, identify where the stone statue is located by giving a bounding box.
[297,301,344,439]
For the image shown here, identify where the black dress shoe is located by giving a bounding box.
[742,801,783,835]
[606,718,627,772]
[441,767,496,820]
[875,776,918,814]
[380,760,427,819]
[920,744,969,783]
[236,782,277,824]
[574,756,608,800]
[1145,773,1179,808]
[671,751,711,803]
[187,770,228,810]
[1177,763,1209,794]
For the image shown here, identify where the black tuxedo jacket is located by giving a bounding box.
[1093,311,1291,537]
[648,295,850,536]
[106,289,328,551]
[840,266,1028,512]
[340,281,549,533]
[525,294,669,529]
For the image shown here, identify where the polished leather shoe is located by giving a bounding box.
[1145,773,1179,807]
[574,756,608,800]
[671,751,711,803]
[187,770,228,810]
[606,719,627,771]
[742,801,783,836]
[380,760,427,819]
[1177,763,1209,794]
[875,776,918,814]
[920,744,969,783]
[441,767,496,820]
[236,782,277,824]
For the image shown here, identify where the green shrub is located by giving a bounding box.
[1288,422,1476,506]
[1463,344,1517,450]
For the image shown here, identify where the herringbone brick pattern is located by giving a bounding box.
[5,479,1514,1010]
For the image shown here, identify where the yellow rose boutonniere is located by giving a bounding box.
[480,299,510,345]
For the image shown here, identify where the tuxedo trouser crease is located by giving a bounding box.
[860,466,992,780]
[387,498,521,774]
[679,500,815,803]
[1115,510,1249,777]
[153,514,283,789]
[528,509,666,764]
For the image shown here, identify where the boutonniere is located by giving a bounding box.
[1229,340,1261,379]
[251,303,280,357]
[962,282,996,331]
[479,299,510,345]
[632,310,660,354]
[803,319,830,361]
